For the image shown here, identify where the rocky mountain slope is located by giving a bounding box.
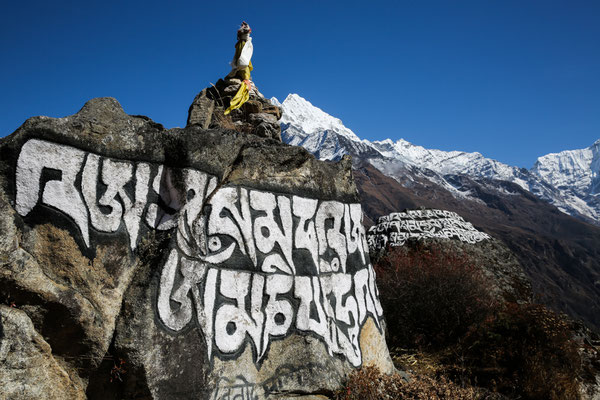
[274,94,600,225]
[274,93,600,331]
[355,161,600,330]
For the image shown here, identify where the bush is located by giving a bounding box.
[374,241,496,349]
[335,366,491,400]
[373,241,585,398]
[454,303,582,400]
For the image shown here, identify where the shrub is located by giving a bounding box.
[335,366,489,400]
[455,303,582,400]
[373,241,585,398]
[374,241,496,349]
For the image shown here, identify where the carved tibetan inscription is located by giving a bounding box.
[15,139,383,368]
[367,209,491,250]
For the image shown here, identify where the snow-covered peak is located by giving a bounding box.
[279,94,361,142]
[532,142,599,197]
[378,138,394,146]
[371,138,528,188]
[277,90,600,223]
[278,93,527,186]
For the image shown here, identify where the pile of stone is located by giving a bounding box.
[187,78,283,141]
[367,208,491,252]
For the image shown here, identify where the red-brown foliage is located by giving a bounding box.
[375,242,496,349]
[455,303,582,400]
[373,241,585,398]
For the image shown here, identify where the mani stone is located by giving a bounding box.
[0,96,394,399]
[367,209,532,303]
[367,208,491,251]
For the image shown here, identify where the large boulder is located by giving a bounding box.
[366,208,492,251]
[367,209,532,302]
[0,97,393,399]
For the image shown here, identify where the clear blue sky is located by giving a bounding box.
[2,0,599,168]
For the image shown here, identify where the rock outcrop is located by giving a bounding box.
[188,79,283,141]
[367,209,531,303]
[0,305,86,399]
[0,95,393,399]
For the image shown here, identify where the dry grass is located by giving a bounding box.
[391,348,446,376]
[335,366,495,400]
[211,110,237,130]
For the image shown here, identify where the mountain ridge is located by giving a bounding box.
[353,161,600,330]
[275,93,600,225]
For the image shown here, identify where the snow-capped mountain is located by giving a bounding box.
[370,139,530,188]
[271,94,382,161]
[274,93,600,224]
[272,94,360,142]
[529,140,600,222]
[533,139,600,194]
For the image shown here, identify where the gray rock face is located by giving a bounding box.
[0,97,393,399]
[432,238,533,303]
[187,88,215,129]
[0,305,86,399]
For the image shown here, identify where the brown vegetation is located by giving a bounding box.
[453,303,582,399]
[374,241,496,349]
[355,162,600,331]
[373,243,586,399]
[335,366,493,400]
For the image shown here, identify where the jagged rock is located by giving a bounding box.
[187,88,215,129]
[253,122,280,140]
[262,104,282,121]
[249,112,278,125]
[243,99,263,114]
[187,79,283,142]
[0,97,393,399]
[0,305,86,399]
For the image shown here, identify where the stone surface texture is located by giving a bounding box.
[0,305,86,399]
[367,208,491,251]
[0,96,393,399]
[187,79,283,142]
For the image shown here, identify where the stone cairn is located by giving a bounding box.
[187,78,283,141]
[367,208,491,252]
